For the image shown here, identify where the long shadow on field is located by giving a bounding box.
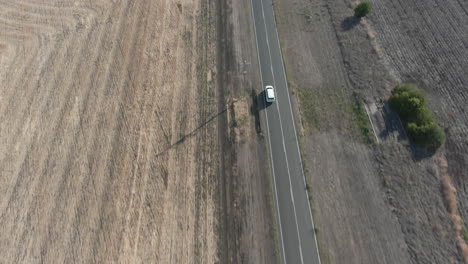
[341,16,360,31]
[155,107,227,158]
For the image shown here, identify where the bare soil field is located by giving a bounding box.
[0,0,277,263]
[274,0,468,263]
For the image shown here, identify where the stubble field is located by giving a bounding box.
[0,0,279,262]
[0,0,219,262]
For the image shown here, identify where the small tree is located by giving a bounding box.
[389,83,426,121]
[354,1,372,18]
[389,83,446,151]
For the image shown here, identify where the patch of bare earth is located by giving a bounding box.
[274,0,468,263]
[0,0,277,263]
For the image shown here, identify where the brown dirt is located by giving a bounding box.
[439,155,468,262]
[0,0,277,263]
[274,0,468,263]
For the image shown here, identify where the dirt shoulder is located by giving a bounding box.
[273,0,467,263]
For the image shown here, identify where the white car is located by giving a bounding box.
[265,85,275,103]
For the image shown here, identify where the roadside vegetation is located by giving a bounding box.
[297,88,319,130]
[354,2,372,18]
[296,85,351,132]
[297,86,375,144]
[351,101,375,144]
[463,227,468,242]
[389,83,445,150]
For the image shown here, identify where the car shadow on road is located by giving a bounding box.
[251,89,272,134]
[341,16,361,31]
[256,90,273,110]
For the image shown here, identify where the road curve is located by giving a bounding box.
[249,0,322,263]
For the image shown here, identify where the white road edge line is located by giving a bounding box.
[249,1,287,263]
[268,1,323,263]
[259,0,304,263]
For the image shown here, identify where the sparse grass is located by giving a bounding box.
[297,88,320,130]
[277,9,375,143]
[297,86,375,143]
[306,182,313,200]
[351,101,376,144]
[462,227,468,242]
[382,173,391,187]
[316,233,332,264]
[283,56,296,88]
[297,6,313,24]
[297,84,353,132]
[274,6,291,25]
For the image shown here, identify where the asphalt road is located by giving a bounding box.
[250,0,322,263]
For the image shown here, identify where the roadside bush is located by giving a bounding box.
[354,2,372,18]
[407,122,445,150]
[389,83,445,150]
[389,83,426,121]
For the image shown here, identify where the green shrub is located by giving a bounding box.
[407,122,445,150]
[354,1,372,18]
[352,101,375,144]
[389,84,425,119]
[463,227,468,242]
[389,83,445,150]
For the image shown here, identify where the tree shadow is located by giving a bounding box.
[341,16,361,31]
[378,102,406,141]
[255,89,272,111]
[378,102,436,160]
[411,145,435,161]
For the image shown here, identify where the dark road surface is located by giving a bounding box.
[250,0,322,263]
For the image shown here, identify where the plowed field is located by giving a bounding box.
[0,0,279,262]
[0,0,232,262]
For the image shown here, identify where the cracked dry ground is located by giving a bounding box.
[0,0,279,263]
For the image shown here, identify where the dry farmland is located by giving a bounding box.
[273,0,468,263]
[0,0,277,263]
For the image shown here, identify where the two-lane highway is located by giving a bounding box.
[250,0,322,263]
